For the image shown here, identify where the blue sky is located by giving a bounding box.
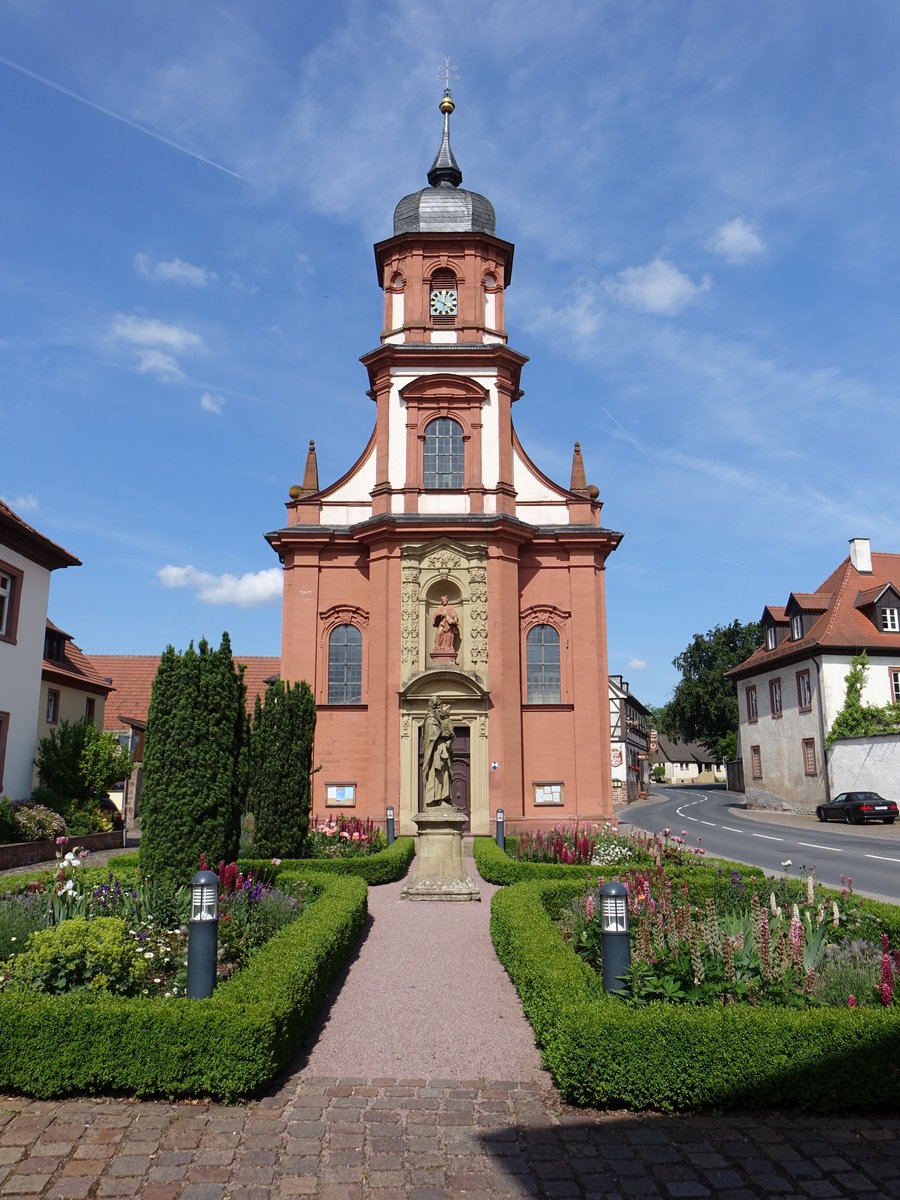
[3,1,899,707]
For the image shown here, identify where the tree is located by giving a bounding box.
[658,619,761,761]
[35,718,132,808]
[249,679,316,858]
[825,651,900,749]
[140,634,247,888]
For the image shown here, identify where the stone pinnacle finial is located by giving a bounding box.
[570,441,588,494]
[290,440,320,500]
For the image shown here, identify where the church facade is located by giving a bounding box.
[267,92,622,835]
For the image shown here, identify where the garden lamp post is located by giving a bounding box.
[386,805,395,846]
[187,869,219,999]
[599,880,631,995]
[495,808,505,851]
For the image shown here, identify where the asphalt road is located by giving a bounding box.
[618,785,900,904]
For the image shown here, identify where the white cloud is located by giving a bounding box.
[7,493,40,513]
[136,349,184,380]
[134,252,216,287]
[158,564,283,607]
[608,258,711,316]
[110,314,203,352]
[626,658,648,671]
[708,217,765,264]
[200,391,224,415]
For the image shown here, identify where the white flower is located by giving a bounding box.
[144,951,154,959]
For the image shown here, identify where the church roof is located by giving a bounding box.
[393,90,496,236]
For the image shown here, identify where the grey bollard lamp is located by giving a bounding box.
[386,805,395,846]
[187,869,219,999]
[599,880,631,995]
[495,807,505,851]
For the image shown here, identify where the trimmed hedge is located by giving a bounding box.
[0,868,367,1099]
[491,879,900,1112]
[473,837,597,884]
[242,835,415,886]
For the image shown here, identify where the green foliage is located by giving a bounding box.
[140,635,247,890]
[0,869,367,1099]
[0,794,17,842]
[657,619,761,760]
[825,651,900,748]
[242,834,415,886]
[1,917,148,997]
[249,680,316,858]
[490,879,900,1112]
[35,719,132,808]
[0,891,47,959]
[474,836,597,884]
[651,765,666,783]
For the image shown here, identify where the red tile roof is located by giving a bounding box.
[43,626,113,696]
[731,550,900,679]
[0,500,80,571]
[89,654,281,731]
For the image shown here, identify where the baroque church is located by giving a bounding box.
[267,90,622,835]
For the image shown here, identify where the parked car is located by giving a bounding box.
[816,791,898,825]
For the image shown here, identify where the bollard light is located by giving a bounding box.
[386,805,395,846]
[599,880,631,995]
[496,808,505,852]
[187,869,219,999]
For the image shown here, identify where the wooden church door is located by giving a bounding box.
[418,724,471,832]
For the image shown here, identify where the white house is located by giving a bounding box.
[0,501,80,800]
[609,675,651,802]
[727,538,900,811]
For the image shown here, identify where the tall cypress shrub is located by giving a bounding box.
[249,679,316,858]
[140,633,246,887]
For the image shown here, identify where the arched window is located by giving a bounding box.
[423,417,464,489]
[526,624,561,704]
[328,624,362,704]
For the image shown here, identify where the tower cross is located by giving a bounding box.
[435,56,459,89]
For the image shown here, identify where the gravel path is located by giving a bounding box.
[298,853,547,1083]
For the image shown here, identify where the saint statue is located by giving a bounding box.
[422,696,454,806]
[430,594,459,663]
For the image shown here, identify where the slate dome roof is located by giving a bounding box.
[393,90,496,236]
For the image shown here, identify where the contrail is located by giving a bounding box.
[599,404,647,455]
[0,54,244,180]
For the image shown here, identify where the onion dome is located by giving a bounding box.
[393,90,496,235]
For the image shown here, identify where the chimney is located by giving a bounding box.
[849,537,872,574]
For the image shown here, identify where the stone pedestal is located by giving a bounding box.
[400,805,480,901]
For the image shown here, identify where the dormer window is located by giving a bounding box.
[44,630,65,662]
[765,625,776,651]
[881,607,899,633]
[791,614,803,641]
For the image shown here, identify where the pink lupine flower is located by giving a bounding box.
[848,995,857,1007]
[881,984,892,1007]
[882,954,895,995]
[807,875,815,907]
[271,858,281,866]
[586,895,594,921]
[832,902,840,929]
[882,933,890,954]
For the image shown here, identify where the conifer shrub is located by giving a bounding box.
[139,635,246,889]
[249,680,316,858]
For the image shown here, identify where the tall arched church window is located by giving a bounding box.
[423,417,464,489]
[429,268,458,326]
[526,624,561,704]
[328,624,362,704]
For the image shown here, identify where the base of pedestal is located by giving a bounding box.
[400,805,481,902]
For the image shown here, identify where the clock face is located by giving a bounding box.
[430,288,458,316]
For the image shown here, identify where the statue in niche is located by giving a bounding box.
[422,696,454,806]
[430,594,459,665]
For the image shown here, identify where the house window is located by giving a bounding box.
[881,607,899,632]
[769,678,782,718]
[751,745,762,779]
[765,625,776,651]
[802,738,817,776]
[423,417,464,489]
[891,669,900,704]
[85,697,96,724]
[327,624,362,704]
[46,689,60,725]
[526,624,561,704]
[796,670,812,712]
[0,561,23,644]
[746,685,758,722]
[791,614,803,641]
[0,711,8,790]
[44,629,65,662]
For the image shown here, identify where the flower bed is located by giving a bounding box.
[474,834,654,884]
[242,834,415,886]
[490,878,900,1112]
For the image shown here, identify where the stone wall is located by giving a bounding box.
[0,830,124,871]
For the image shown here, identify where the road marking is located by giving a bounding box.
[797,842,842,853]
[721,826,743,833]
[865,853,900,864]
[701,821,717,827]
[752,833,783,841]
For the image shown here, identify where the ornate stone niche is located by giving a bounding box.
[400,538,488,682]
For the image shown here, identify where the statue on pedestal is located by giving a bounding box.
[430,595,459,665]
[422,696,454,806]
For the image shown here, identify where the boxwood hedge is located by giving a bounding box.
[0,868,367,1099]
[241,835,415,886]
[491,878,900,1113]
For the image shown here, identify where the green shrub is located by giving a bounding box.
[243,835,414,886]
[1,917,148,996]
[473,837,597,884]
[0,794,16,842]
[249,680,315,857]
[490,879,900,1112]
[0,869,367,1099]
[11,803,66,842]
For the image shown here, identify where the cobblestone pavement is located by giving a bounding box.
[1,1076,899,1199]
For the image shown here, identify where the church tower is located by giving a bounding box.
[268,90,622,834]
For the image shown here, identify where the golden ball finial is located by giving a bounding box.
[439,92,455,115]
[288,485,301,500]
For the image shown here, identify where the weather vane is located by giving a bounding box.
[435,56,459,91]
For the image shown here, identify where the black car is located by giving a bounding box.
[816,791,898,825]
